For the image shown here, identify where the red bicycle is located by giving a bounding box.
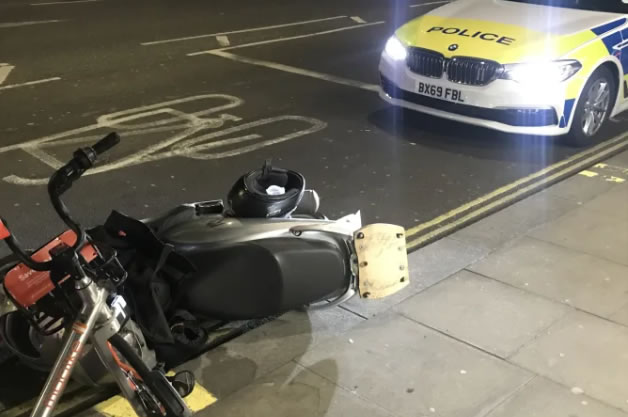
[0,133,193,417]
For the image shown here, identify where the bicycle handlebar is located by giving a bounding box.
[92,132,121,157]
[0,133,121,272]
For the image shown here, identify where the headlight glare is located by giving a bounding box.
[384,36,408,61]
[501,60,582,84]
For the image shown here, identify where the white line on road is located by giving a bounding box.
[22,146,63,169]
[207,50,379,92]
[188,21,385,55]
[409,1,451,7]
[141,16,347,46]
[0,77,61,91]
[31,0,101,5]
[350,16,367,24]
[216,35,230,47]
[0,64,15,85]
[0,20,64,28]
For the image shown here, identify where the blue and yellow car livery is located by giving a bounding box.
[379,0,628,144]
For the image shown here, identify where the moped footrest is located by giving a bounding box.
[354,224,409,299]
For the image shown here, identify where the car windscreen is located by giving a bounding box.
[503,0,628,13]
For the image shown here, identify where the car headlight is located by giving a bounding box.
[500,60,582,84]
[384,36,408,61]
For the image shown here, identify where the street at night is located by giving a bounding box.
[1,0,627,416]
[1,0,625,250]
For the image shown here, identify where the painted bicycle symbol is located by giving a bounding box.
[0,94,327,186]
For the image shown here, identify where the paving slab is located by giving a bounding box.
[395,270,569,358]
[297,313,532,417]
[181,307,364,400]
[195,362,395,417]
[540,172,620,204]
[529,206,628,267]
[610,304,628,327]
[510,311,628,412]
[469,236,628,318]
[342,236,489,318]
[582,183,628,221]
[451,193,578,252]
[486,376,628,417]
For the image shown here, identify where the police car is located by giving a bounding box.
[379,0,628,145]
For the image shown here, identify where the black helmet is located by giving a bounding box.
[228,161,305,218]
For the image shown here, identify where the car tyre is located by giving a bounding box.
[564,66,616,147]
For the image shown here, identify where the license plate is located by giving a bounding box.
[416,81,465,103]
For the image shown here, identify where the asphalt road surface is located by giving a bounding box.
[0,0,626,253]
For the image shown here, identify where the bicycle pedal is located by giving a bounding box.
[167,370,195,398]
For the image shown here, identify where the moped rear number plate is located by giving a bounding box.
[354,224,409,299]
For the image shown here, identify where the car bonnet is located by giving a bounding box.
[395,0,626,63]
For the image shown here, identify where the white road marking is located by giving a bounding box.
[409,1,451,7]
[216,35,230,47]
[0,95,242,156]
[0,77,61,91]
[350,16,367,24]
[0,64,15,85]
[141,16,347,46]
[0,20,64,28]
[165,115,326,160]
[207,51,379,92]
[188,21,385,55]
[22,146,64,169]
[31,0,101,5]
[0,94,327,184]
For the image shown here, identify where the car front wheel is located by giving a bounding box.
[564,66,616,147]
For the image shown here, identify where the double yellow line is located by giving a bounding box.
[405,131,628,249]
[0,379,216,417]
[94,381,216,417]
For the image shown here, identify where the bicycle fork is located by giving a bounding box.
[29,277,149,417]
[30,278,107,417]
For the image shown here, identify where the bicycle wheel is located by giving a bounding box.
[108,334,193,417]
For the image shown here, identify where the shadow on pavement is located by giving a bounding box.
[184,312,342,417]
